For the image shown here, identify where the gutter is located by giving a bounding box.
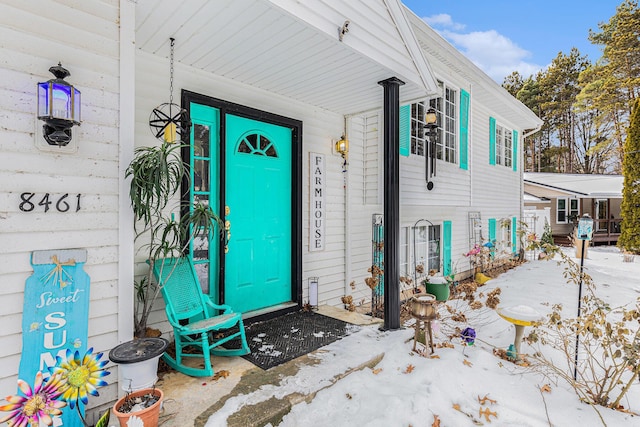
[522,124,542,139]
[520,124,542,252]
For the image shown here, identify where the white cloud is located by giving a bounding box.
[423,13,466,31]
[423,16,544,82]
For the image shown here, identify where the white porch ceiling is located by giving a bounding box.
[135,0,430,115]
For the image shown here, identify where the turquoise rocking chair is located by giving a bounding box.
[152,257,250,377]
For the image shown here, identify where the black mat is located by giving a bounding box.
[240,310,358,370]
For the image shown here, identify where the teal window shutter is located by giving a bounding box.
[512,216,517,254]
[488,218,496,242]
[489,117,496,165]
[459,90,470,170]
[512,129,518,171]
[488,218,496,258]
[399,104,410,157]
[443,221,452,276]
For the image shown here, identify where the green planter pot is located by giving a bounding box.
[425,279,450,301]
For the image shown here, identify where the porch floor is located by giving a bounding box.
[153,306,382,426]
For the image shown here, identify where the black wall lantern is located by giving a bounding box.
[37,63,81,146]
[424,107,438,190]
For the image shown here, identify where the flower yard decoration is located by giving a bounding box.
[0,371,67,427]
[50,347,110,425]
[461,327,476,346]
[461,327,476,356]
[51,348,110,409]
[1,348,110,427]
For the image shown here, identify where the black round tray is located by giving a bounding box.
[109,337,169,364]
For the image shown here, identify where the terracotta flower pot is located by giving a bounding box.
[112,388,163,427]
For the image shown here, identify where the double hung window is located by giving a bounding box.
[557,198,579,223]
[410,82,457,164]
[495,123,512,168]
[399,225,442,279]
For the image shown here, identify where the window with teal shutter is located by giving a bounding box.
[511,216,517,254]
[443,221,452,276]
[489,117,496,165]
[459,90,469,170]
[488,218,496,241]
[512,129,518,171]
[488,218,496,257]
[399,104,410,157]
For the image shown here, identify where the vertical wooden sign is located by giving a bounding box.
[18,249,90,427]
[310,153,325,251]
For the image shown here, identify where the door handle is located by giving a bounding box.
[224,206,231,253]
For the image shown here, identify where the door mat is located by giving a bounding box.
[240,310,359,370]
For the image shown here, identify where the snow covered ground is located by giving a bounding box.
[206,247,640,427]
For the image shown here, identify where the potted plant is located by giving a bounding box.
[422,271,450,301]
[126,141,224,338]
[112,387,163,427]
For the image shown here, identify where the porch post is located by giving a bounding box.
[378,77,405,331]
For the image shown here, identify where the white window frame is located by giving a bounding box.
[400,224,442,284]
[410,81,458,165]
[400,227,410,278]
[427,225,441,274]
[495,122,512,168]
[556,198,579,224]
[410,102,426,156]
[500,219,512,253]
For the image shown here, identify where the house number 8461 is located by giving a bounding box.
[19,193,82,213]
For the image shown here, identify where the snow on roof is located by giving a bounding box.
[524,173,623,198]
[524,192,550,202]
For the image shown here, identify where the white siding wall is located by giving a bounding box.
[343,114,383,306]
[470,102,523,224]
[344,82,526,297]
[0,0,121,411]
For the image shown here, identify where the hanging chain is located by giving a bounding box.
[169,37,175,105]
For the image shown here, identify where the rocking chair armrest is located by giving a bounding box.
[203,296,233,314]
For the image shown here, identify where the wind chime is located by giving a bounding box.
[149,38,190,143]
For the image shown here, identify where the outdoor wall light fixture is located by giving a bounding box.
[37,63,81,146]
[335,136,349,158]
[424,107,438,190]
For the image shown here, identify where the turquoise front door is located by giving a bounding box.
[188,101,294,314]
[225,114,292,312]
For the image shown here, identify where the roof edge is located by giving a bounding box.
[385,0,439,96]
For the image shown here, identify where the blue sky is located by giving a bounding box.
[403,0,621,82]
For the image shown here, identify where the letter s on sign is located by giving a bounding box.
[44,312,67,330]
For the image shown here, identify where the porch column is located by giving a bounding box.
[378,77,405,331]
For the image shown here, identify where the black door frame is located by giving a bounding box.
[181,90,303,313]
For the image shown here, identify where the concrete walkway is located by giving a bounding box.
[156,306,383,426]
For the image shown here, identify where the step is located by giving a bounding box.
[195,352,385,427]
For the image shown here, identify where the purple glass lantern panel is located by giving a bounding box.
[37,82,50,118]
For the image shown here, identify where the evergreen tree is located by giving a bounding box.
[618,99,640,253]
[589,0,640,167]
[537,49,590,173]
[502,71,524,97]
[541,219,554,246]
[573,65,617,173]
[516,77,546,172]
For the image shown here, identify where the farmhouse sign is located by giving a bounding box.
[18,249,90,427]
[310,152,325,252]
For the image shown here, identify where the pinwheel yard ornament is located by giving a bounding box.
[461,327,476,355]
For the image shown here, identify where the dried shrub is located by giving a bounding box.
[527,251,640,409]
